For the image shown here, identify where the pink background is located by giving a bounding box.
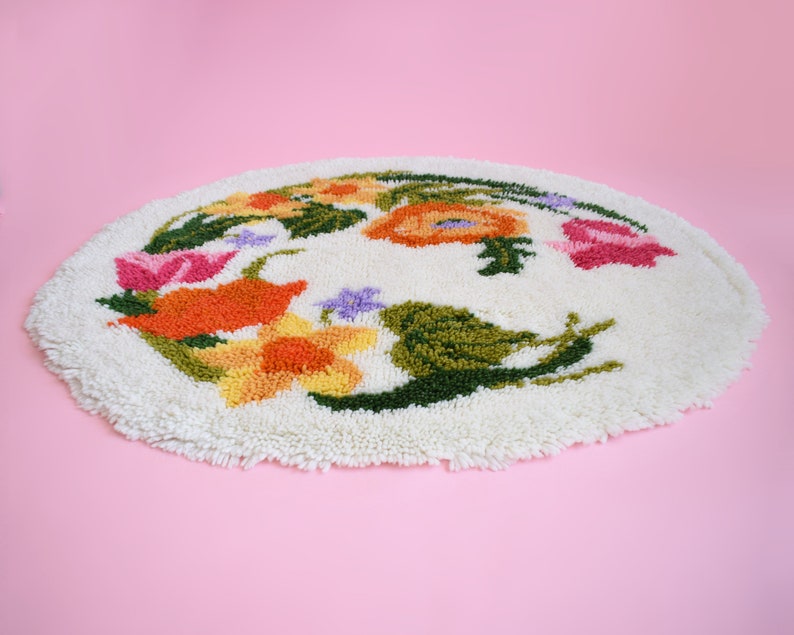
[1,1,792,633]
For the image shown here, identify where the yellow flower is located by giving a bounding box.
[201,192,306,219]
[291,177,387,205]
[195,313,377,407]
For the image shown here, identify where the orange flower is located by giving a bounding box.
[194,313,378,406]
[201,192,305,219]
[362,202,529,247]
[291,177,387,205]
[117,278,307,340]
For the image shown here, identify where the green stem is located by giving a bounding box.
[150,210,193,240]
[310,336,599,412]
[241,249,305,279]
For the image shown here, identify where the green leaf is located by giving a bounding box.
[142,213,253,254]
[573,202,647,232]
[373,181,497,212]
[311,308,622,412]
[310,336,607,413]
[476,237,535,276]
[178,334,226,349]
[96,290,156,316]
[278,202,366,238]
[139,333,225,383]
[380,302,537,378]
[341,171,648,234]
[369,172,545,201]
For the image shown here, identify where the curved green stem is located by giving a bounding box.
[241,249,305,279]
[310,335,616,413]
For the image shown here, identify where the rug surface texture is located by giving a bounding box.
[25,157,767,470]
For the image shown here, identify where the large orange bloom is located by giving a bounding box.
[362,202,528,247]
[194,313,378,406]
[117,278,307,340]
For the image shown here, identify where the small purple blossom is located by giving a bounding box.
[225,229,276,248]
[317,287,386,321]
[432,219,478,229]
[531,193,577,210]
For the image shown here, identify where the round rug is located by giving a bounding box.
[26,157,767,470]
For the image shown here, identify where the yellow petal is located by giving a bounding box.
[275,313,315,338]
[298,358,363,396]
[266,201,306,219]
[218,369,296,407]
[195,339,261,370]
[255,313,312,344]
[217,368,255,407]
[309,326,377,355]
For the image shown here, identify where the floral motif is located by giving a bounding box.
[116,278,307,339]
[548,219,676,269]
[291,177,387,206]
[225,229,275,249]
[194,313,377,406]
[201,191,306,219]
[115,250,237,292]
[95,170,658,412]
[317,287,386,321]
[362,202,529,247]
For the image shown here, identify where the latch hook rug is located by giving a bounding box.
[25,157,767,470]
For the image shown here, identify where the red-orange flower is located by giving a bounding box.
[362,202,528,247]
[116,278,307,340]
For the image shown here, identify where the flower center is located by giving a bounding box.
[432,218,478,229]
[259,337,334,374]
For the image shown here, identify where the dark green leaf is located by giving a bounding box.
[310,336,596,412]
[96,290,156,316]
[476,237,535,276]
[142,213,253,254]
[178,334,226,349]
[278,203,366,238]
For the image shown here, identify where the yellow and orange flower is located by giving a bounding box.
[362,202,529,247]
[194,313,377,406]
[290,177,387,206]
[200,191,306,219]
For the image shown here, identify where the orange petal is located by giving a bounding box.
[219,369,295,406]
[194,340,261,371]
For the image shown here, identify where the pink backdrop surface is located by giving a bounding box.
[1,1,792,634]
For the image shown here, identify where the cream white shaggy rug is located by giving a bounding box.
[25,157,768,470]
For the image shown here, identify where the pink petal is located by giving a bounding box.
[176,251,237,284]
[115,250,237,291]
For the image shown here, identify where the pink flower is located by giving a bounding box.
[115,250,237,291]
[548,219,675,270]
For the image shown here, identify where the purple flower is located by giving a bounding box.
[317,287,386,321]
[531,193,577,210]
[225,229,276,248]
